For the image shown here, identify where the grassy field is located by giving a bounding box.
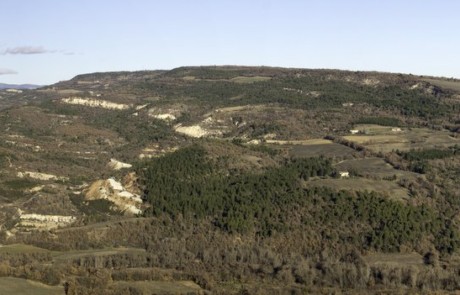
[289,140,356,158]
[53,247,146,262]
[266,138,332,145]
[0,243,145,261]
[305,178,410,201]
[352,124,402,135]
[0,277,63,295]
[421,78,460,92]
[111,280,203,294]
[335,158,416,179]
[0,244,51,254]
[344,127,459,153]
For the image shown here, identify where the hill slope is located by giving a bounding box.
[0,66,459,294]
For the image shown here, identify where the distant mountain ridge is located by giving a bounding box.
[0,83,42,90]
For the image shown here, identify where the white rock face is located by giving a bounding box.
[17,171,68,181]
[86,178,143,215]
[135,104,149,110]
[6,89,23,93]
[153,113,176,121]
[107,177,124,191]
[17,211,76,230]
[26,185,45,193]
[20,214,76,223]
[107,158,132,170]
[61,97,130,110]
[138,145,179,159]
[362,78,380,86]
[247,139,261,145]
[175,125,209,138]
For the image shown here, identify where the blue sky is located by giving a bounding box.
[1,0,459,84]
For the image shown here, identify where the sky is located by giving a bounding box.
[1,0,459,85]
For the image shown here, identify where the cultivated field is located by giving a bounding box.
[305,178,410,201]
[351,124,403,135]
[288,139,357,158]
[53,247,146,262]
[344,127,459,153]
[0,243,145,261]
[0,277,63,295]
[111,280,203,294]
[0,243,51,254]
[335,158,416,179]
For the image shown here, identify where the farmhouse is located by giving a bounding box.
[339,171,350,178]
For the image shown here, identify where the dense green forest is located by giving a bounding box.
[139,145,459,254]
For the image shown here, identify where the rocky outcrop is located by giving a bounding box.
[17,210,76,230]
[107,158,132,170]
[17,171,68,181]
[61,97,131,110]
[85,177,142,215]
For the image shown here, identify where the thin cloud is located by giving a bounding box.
[2,46,55,55]
[60,50,76,55]
[0,68,18,75]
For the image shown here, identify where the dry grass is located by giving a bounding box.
[353,124,402,135]
[0,244,51,254]
[289,142,356,158]
[53,247,145,261]
[111,280,203,294]
[0,277,63,295]
[305,178,409,201]
[268,138,332,145]
[335,158,416,179]
[344,127,460,153]
[421,78,460,92]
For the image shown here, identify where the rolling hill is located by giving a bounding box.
[0,66,459,294]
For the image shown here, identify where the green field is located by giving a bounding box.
[289,141,356,158]
[0,277,62,295]
[334,158,416,179]
[0,244,51,254]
